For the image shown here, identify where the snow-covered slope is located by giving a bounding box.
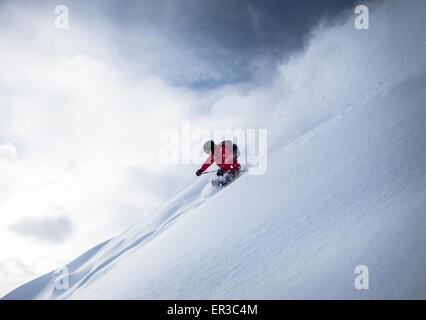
[4,71,426,299]
[3,0,426,300]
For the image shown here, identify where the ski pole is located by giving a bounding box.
[200,170,219,175]
[201,169,248,175]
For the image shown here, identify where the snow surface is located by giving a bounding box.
[3,0,426,299]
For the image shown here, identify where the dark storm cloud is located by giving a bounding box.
[104,0,357,48]
[57,0,357,87]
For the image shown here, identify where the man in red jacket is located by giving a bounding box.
[196,140,241,187]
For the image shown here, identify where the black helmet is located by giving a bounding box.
[203,140,215,154]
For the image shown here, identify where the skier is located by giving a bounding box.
[196,140,241,188]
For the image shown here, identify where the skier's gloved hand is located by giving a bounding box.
[217,168,226,176]
[196,169,203,176]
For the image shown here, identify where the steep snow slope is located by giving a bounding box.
[4,71,426,299]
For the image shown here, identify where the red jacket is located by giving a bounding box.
[200,141,241,172]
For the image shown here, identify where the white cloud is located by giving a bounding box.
[9,212,73,243]
[0,143,17,158]
[0,1,200,295]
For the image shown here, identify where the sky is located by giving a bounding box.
[0,0,392,296]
